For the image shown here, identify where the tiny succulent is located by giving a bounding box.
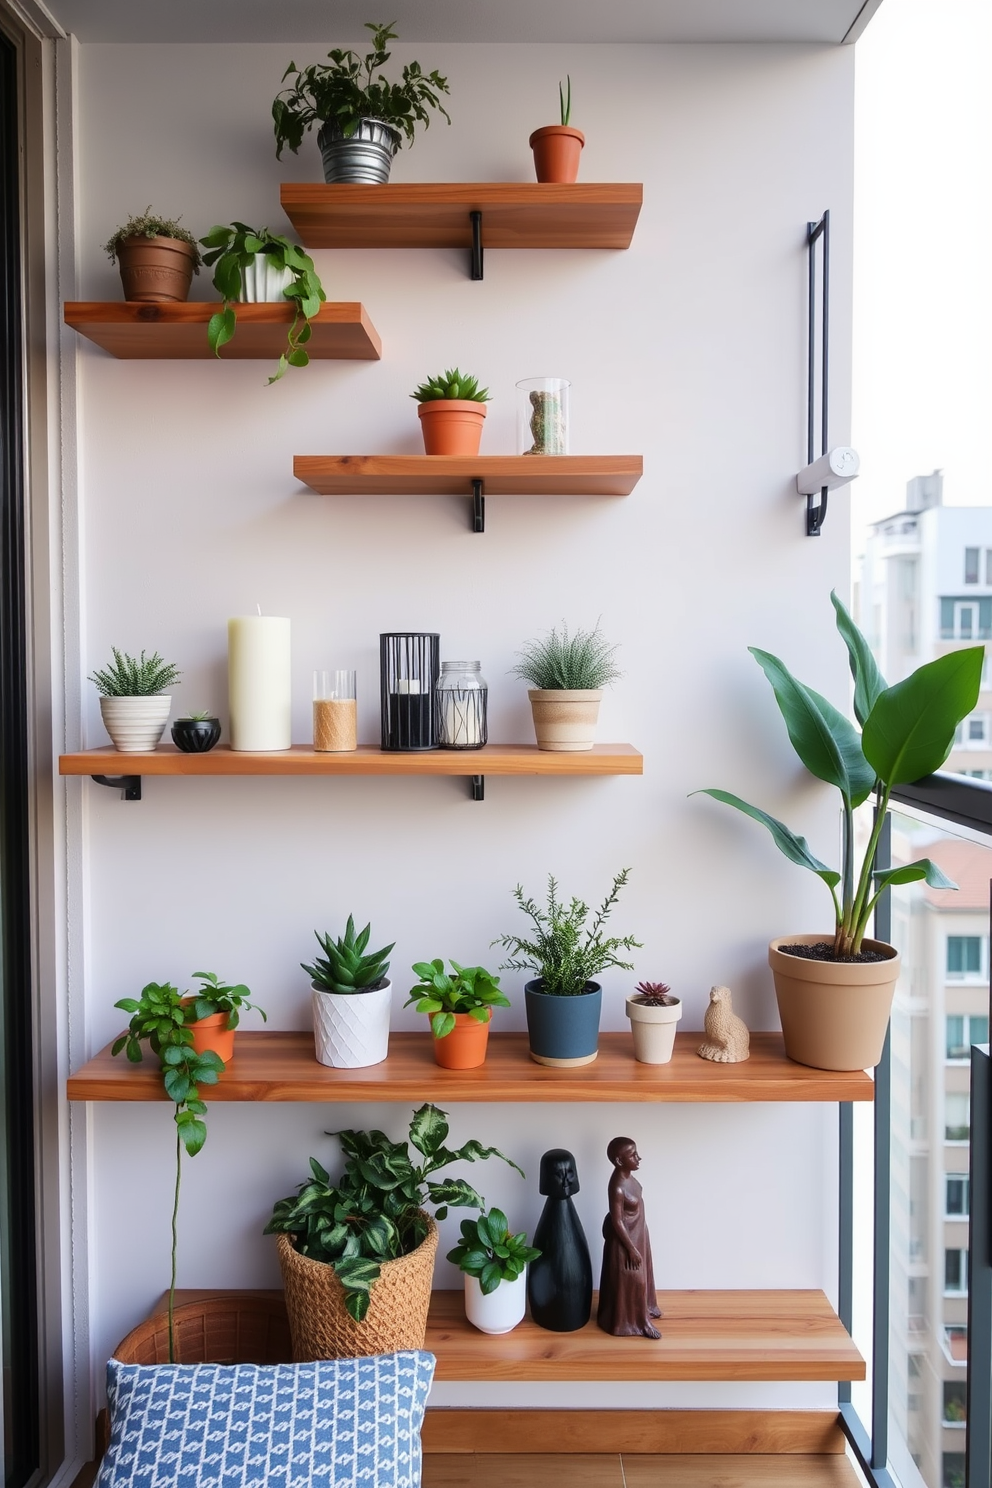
[303,915,394,994]
[632,981,677,1006]
[89,648,181,697]
[404,959,510,1039]
[559,75,572,127]
[447,1207,541,1294]
[510,621,622,691]
[180,710,216,723]
[103,207,201,270]
[411,368,491,403]
[493,869,642,997]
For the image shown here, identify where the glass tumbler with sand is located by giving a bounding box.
[313,670,357,752]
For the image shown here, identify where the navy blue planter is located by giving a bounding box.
[524,980,602,1067]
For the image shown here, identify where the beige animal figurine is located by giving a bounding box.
[697,985,750,1063]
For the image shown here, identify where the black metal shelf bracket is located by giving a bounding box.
[470,210,483,280]
[91,773,141,801]
[471,478,485,533]
[470,775,484,801]
[805,210,830,536]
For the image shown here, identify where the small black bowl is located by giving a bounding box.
[171,717,222,753]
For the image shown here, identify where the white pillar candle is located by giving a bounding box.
[228,616,291,751]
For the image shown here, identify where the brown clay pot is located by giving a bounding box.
[418,399,487,456]
[431,1011,491,1069]
[116,235,197,302]
[769,934,900,1071]
[529,125,585,184]
[184,1006,235,1064]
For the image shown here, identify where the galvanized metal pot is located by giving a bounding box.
[317,118,401,184]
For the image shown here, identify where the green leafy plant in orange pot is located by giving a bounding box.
[404,959,510,1068]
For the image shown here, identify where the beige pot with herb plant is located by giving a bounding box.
[104,208,201,303]
[511,620,621,751]
[89,648,181,752]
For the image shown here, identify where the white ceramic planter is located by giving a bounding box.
[464,1269,527,1335]
[99,695,172,753]
[527,689,602,751]
[625,996,682,1064]
[311,979,392,1069]
[239,254,295,303]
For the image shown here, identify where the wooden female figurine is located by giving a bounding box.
[597,1136,661,1338]
[528,1148,593,1332]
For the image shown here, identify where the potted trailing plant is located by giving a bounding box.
[303,915,394,1069]
[180,969,267,1064]
[447,1207,540,1335]
[171,711,222,754]
[510,620,622,751]
[404,959,510,1069]
[695,591,982,1071]
[265,1102,524,1358]
[198,223,327,383]
[625,981,682,1065]
[493,869,642,1067]
[530,76,584,184]
[103,207,201,303]
[272,20,451,184]
[411,368,491,456]
[89,647,181,753]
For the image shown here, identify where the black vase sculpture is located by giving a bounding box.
[528,1148,593,1332]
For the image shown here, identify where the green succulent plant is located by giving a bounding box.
[404,959,510,1039]
[102,207,201,270]
[510,621,622,691]
[303,915,394,994]
[447,1207,541,1294]
[89,648,181,697]
[411,368,491,403]
[559,76,572,127]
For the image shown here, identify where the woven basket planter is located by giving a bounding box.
[112,1292,292,1366]
[276,1215,438,1361]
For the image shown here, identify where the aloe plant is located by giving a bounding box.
[411,368,491,403]
[303,915,394,994]
[695,592,983,958]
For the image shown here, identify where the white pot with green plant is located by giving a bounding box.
[411,368,491,457]
[511,620,621,751]
[272,22,451,185]
[198,223,327,383]
[89,648,181,753]
[304,915,394,1069]
[695,591,983,1071]
[447,1208,541,1335]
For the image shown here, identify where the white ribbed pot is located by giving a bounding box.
[464,1269,528,1335]
[625,995,682,1064]
[311,980,392,1069]
[99,695,172,753]
[239,254,295,303]
[527,689,602,751]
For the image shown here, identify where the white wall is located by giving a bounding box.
[67,37,855,1410]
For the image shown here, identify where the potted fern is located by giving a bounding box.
[303,915,395,1068]
[411,368,491,456]
[89,648,182,752]
[625,981,682,1065]
[103,207,201,303]
[530,76,584,184]
[510,620,621,751]
[447,1208,540,1335]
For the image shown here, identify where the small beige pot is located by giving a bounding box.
[769,934,900,1071]
[99,695,172,752]
[625,996,682,1064]
[528,688,602,751]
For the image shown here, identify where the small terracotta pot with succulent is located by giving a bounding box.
[625,981,682,1066]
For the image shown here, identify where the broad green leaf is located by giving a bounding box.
[750,648,875,806]
[862,647,984,784]
[177,1116,206,1156]
[692,789,840,887]
[872,857,958,893]
[426,1177,485,1209]
[480,1261,502,1294]
[831,590,887,726]
[488,1208,507,1237]
[207,309,235,358]
[409,1102,449,1158]
[431,1011,456,1039]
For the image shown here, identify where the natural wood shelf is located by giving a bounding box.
[280,183,642,251]
[67,1031,874,1104]
[294,455,642,497]
[63,301,381,360]
[423,1454,860,1486]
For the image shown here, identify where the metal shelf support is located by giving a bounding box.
[470,211,483,280]
[471,478,485,533]
[91,773,141,801]
[805,211,830,536]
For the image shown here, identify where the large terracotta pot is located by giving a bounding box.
[769,934,900,1071]
[116,235,197,303]
[431,1010,490,1069]
[418,400,486,456]
[528,688,602,751]
[529,125,585,183]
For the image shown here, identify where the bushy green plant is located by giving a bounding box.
[185,970,267,1032]
[89,648,181,697]
[694,591,982,958]
[303,915,394,994]
[264,1103,524,1321]
[404,959,510,1039]
[493,869,642,996]
[103,207,201,270]
[446,1207,540,1294]
[198,223,327,383]
[272,21,451,159]
[411,368,491,403]
[559,75,572,127]
[510,621,621,691]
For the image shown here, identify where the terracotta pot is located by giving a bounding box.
[769,934,901,1071]
[625,996,682,1065]
[418,400,487,456]
[431,1010,491,1069]
[528,688,602,751]
[185,1009,235,1064]
[529,125,585,184]
[116,235,197,303]
[311,980,392,1069]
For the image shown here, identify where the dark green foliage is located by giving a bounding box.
[446,1208,541,1295]
[186,970,267,1033]
[559,75,571,127]
[510,621,622,690]
[404,959,510,1039]
[89,648,181,697]
[103,207,201,270]
[410,368,491,403]
[303,915,394,995]
[493,869,642,996]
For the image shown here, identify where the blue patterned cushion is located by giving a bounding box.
[98,1351,436,1488]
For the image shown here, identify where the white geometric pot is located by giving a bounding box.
[311,980,392,1069]
[99,695,172,753]
[464,1269,528,1335]
[527,689,602,751]
[239,254,295,303]
[625,995,682,1065]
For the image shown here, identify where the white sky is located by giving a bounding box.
[853,0,992,539]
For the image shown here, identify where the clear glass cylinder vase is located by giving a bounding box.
[516,377,570,455]
[436,661,488,750]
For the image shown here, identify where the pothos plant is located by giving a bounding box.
[404,959,510,1038]
[264,1103,524,1321]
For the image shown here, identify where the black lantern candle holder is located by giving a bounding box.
[380,632,440,751]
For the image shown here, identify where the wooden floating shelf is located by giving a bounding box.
[423,1454,861,1486]
[67,1031,874,1104]
[63,301,381,361]
[280,182,642,252]
[294,455,643,498]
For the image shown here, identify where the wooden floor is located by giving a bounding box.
[423,1455,863,1486]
